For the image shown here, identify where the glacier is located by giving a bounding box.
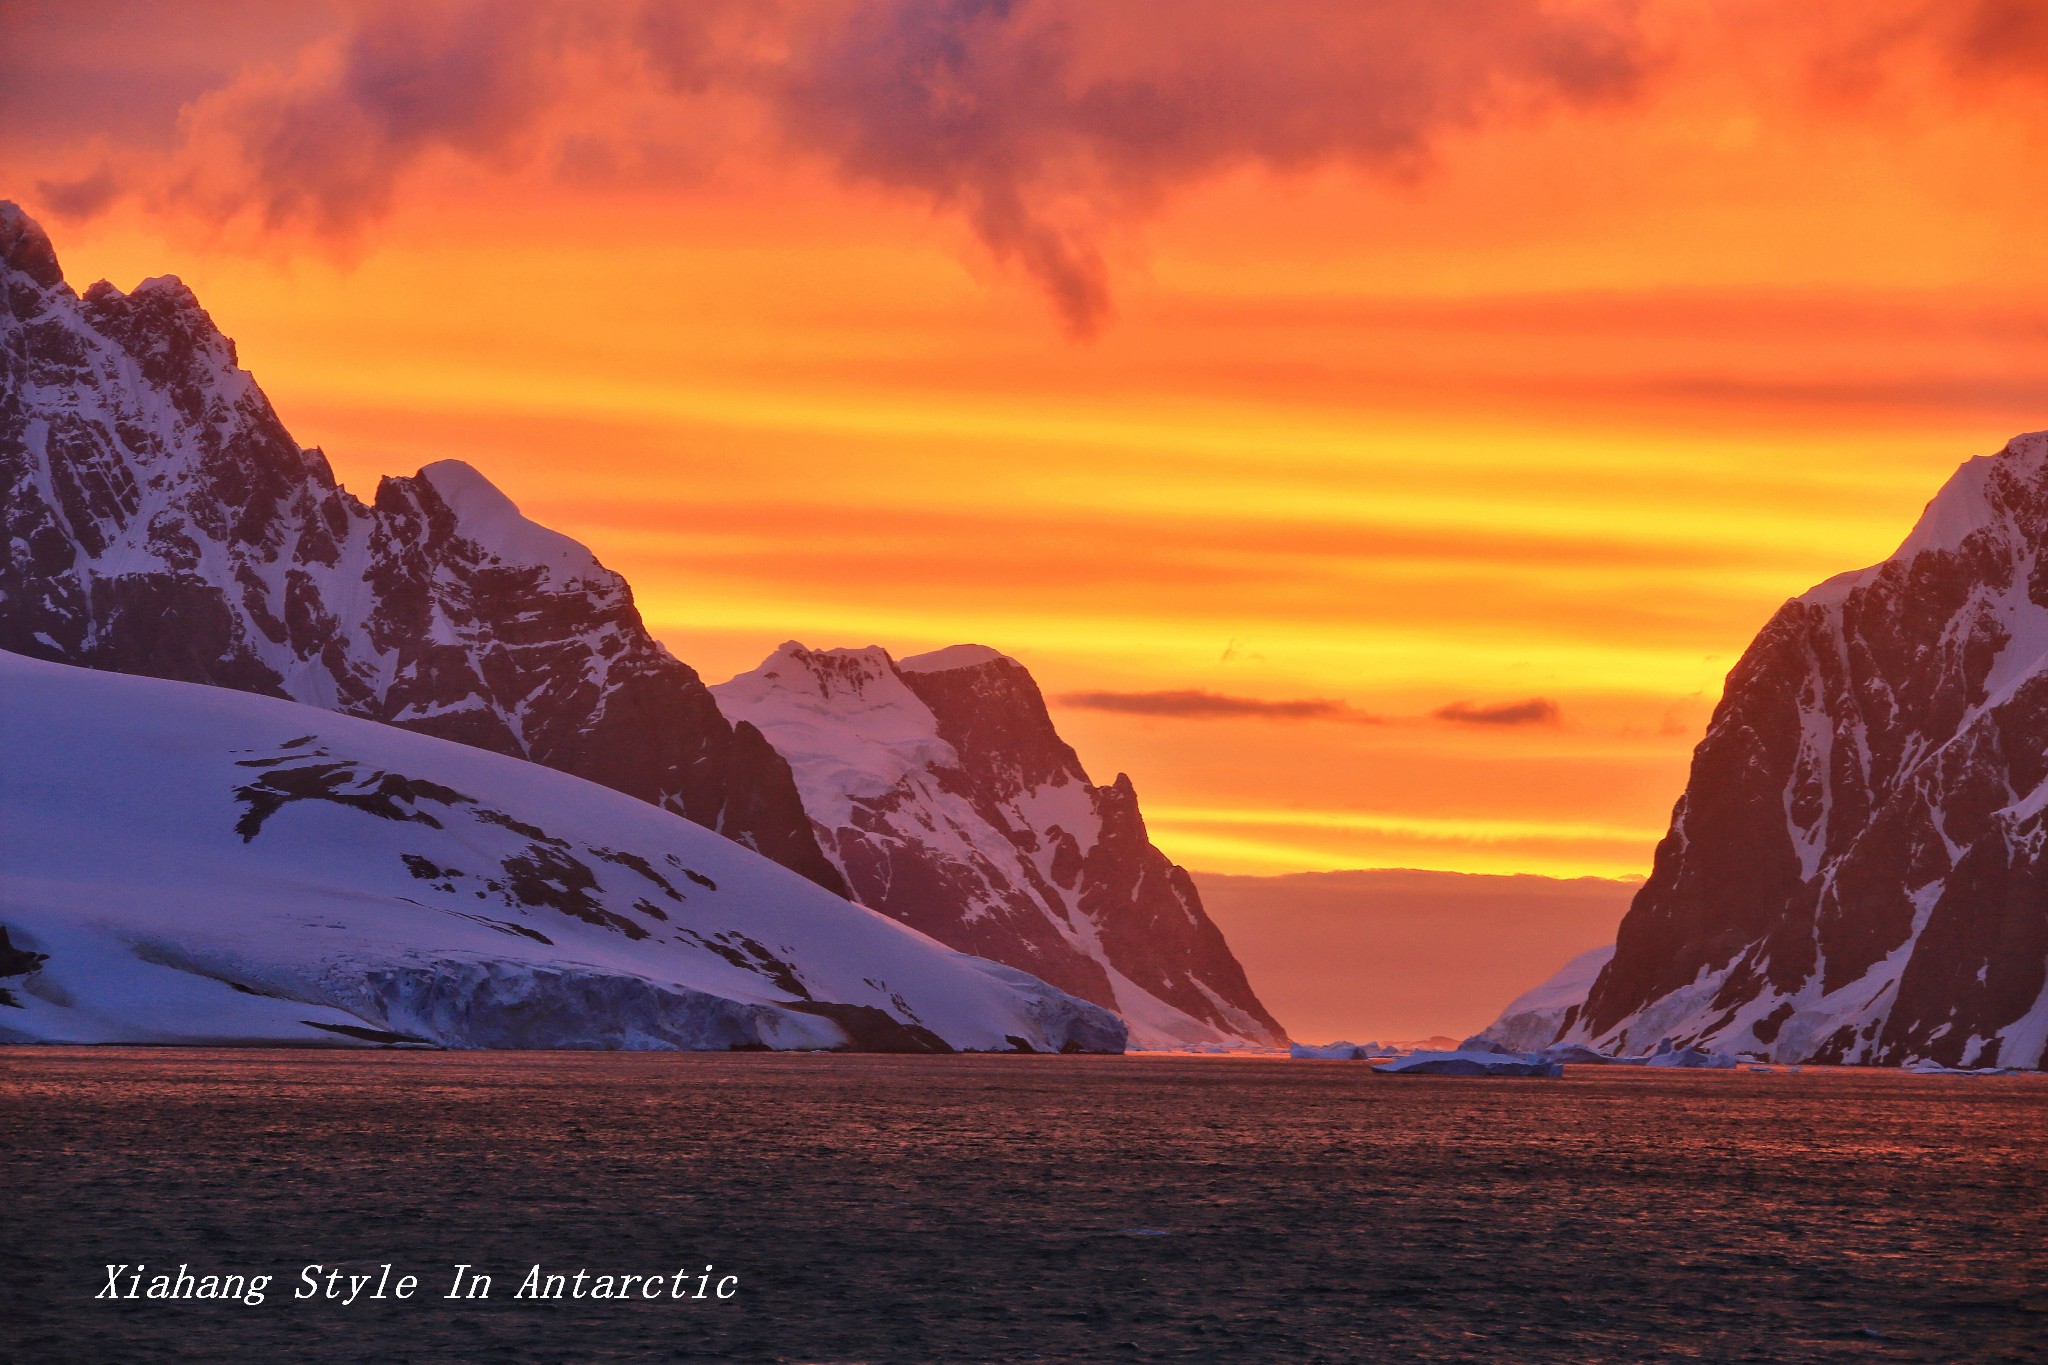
[0,650,1126,1053]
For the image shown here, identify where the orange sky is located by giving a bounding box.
[7,0,2048,879]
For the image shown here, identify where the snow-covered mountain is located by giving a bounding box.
[0,202,843,894]
[1553,433,2048,1069]
[1465,946,1614,1054]
[0,649,1125,1052]
[712,642,1286,1048]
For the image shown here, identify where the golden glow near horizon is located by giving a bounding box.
[9,1,2048,879]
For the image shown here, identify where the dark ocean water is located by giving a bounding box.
[2,1050,2043,1365]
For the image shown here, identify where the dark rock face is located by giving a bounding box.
[714,642,1287,1046]
[0,202,843,894]
[0,924,48,1007]
[1567,433,2048,1068]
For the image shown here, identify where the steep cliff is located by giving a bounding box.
[1563,433,2048,1068]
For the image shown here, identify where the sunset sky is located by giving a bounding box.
[8,0,2048,881]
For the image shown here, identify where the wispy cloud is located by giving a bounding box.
[1061,688,1567,728]
[1432,697,1560,727]
[1149,803,1657,845]
[1056,688,1381,723]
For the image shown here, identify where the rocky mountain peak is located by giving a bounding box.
[75,278,252,421]
[715,642,1287,1047]
[895,648,1087,801]
[1554,431,2048,1069]
[0,201,63,291]
[898,642,1009,673]
[1804,429,2048,609]
[759,641,908,699]
[1,210,844,896]
[715,643,957,829]
[409,459,606,587]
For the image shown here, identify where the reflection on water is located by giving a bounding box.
[3,1051,2044,1363]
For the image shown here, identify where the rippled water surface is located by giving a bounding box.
[3,1050,2044,1363]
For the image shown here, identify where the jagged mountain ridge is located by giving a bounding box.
[1557,432,2048,1068]
[713,642,1287,1047]
[0,650,1125,1052]
[0,202,843,894]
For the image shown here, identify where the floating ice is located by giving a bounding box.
[1375,1049,1564,1078]
[1289,1040,1396,1060]
[1641,1039,1739,1069]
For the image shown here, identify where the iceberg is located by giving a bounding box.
[1902,1058,2018,1076]
[1641,1039,1739,1069]
[1535,1042,1637,1065]
[1289,1040,1397,1060]
[1375,1049,1564,1078]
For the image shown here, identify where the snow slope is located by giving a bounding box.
[714,642,1285,1048]
[1465,945,1615,1054]
[0,650,1125,1053]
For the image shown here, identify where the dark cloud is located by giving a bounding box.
[33,2,2048,329]
[755,0,1650,333]
[133,0,1651,331]
[176,0,572,234]
[1057,689,1381,723]
[1062,688,1567,727]
[1937,0,2048,78]
[35,169,120,221]
[0,1,333,149]
[1808,0,2048,103]
[756,0,1113,332]
[1432,698,1560,727]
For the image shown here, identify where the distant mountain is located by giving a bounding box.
[0,650,1124,1052]
[1556,433,2048,1069]
[1194,868,1636,1043]
[0,202,842,894]
[714,642,1285,1047]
